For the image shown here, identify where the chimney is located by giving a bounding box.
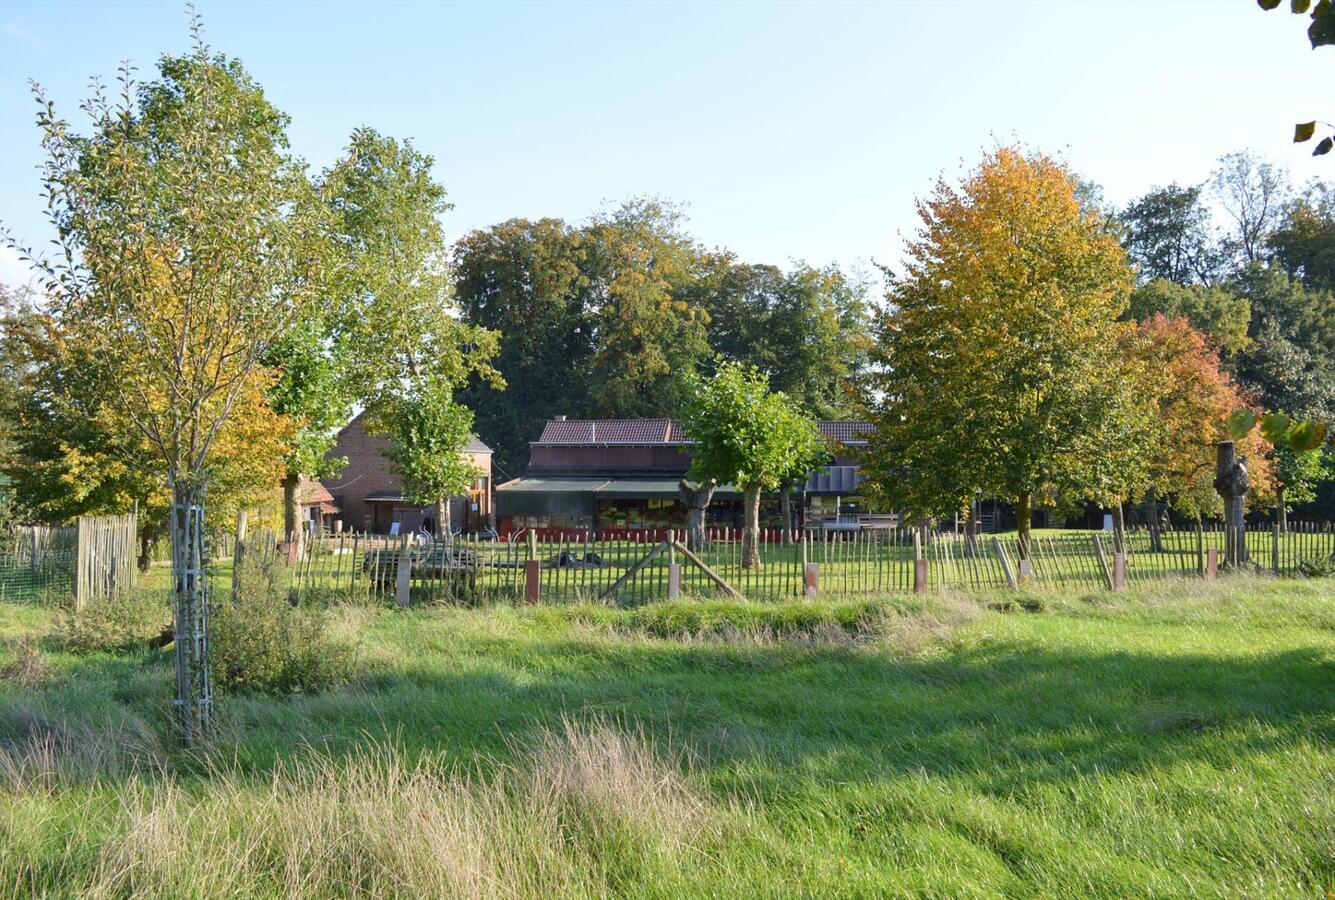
[554,415,566,421]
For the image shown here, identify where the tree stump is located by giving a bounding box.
[1213,441,1250,566]
[678,478,717,552]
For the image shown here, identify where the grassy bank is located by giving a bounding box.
[1,576,1332,897]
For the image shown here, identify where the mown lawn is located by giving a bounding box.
[1,575,1332,897]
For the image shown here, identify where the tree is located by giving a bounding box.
[1268,181,1335,292]
[265,315,350,546]
[322,128,501,483]
[1120,316,1275,521]
[1272,442,1327,530]
[376,379,479,538]
[454,218,593,475]
[1211,151,1292,266]
[1234,321,1335,422]
[678,363,826,567]
[1125,279,1252,357]
[1119,184,1220,284]
[8,33,325,744]
[0,298,288,568]
[865,147,1136,558]
[583,199,712,418]
[688,257,873,418]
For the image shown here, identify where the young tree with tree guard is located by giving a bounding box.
[678,363,827,568]
[7,32,326,744]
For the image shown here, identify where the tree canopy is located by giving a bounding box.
[865,147,1138,551]
[678,362,827,566]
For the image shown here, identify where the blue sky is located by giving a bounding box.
[1,0,1330,289]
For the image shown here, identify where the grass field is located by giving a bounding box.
[1,574,1332,897]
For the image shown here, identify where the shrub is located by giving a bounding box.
[56,588,168,655]
[1295,556,1335,578]
[210,554,355,695]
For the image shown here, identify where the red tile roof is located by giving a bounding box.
[536,418,684,445]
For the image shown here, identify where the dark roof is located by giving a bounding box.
[818,420,871,444]
[534,417,870,447]
[535,418,684,445]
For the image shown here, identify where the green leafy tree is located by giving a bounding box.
[375,379,479,538]
[1268,181,1335,292]
[1210,151,1292,266]
[865,147,1136,558]
[322,128,501,487]
[6,30,325,743]
[1119,184,1220,284]
[1272,442,1328,529]
[583,199,712,417]
[453,218,593,475]
[323,127,501,410]
[1125,279,1252,356]
[679,363,826,567]
[265,315,351,543]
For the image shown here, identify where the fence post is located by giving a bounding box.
[231,509,248,604]
[1205,547,1218,580]
[912,529,927,595]
[667,530,681,598]
[394,535,412,607]
[524,559,541,604]
[1195,520,1205,577]
[993,537,1017,590]
[73,517,85,612]
[1271,523,1280,574]
[804,561,819,599]
[1112,551,1126,591]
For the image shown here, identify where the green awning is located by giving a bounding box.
[495,478,605,517]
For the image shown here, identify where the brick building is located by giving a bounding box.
[320,412,493,535]
[494,416,885,537]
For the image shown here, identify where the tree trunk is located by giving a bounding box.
[1111,502,1126,555]
[1016,491,1032,560]
[1145,489,1162,552]
[741,484,762,569]
[1214,441,1250,566]
[1277,486,1287,533]
[779,485,793,545]
[170,477,212,747]
[678,479,716,552]
[282,470,302,556]
[435,496,451,539]
[137,519,159,573]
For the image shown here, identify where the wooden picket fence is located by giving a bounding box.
[227,519,1335,607]
[73,513,139,607]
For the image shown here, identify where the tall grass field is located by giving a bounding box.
[1,574,1332,897]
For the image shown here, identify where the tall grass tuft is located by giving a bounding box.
[2,716,729,898]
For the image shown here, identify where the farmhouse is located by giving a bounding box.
[320,412,494,534]
[494,416,883,537]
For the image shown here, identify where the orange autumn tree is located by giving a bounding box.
[1122,315,1275,519]
[865,147,1137,557]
